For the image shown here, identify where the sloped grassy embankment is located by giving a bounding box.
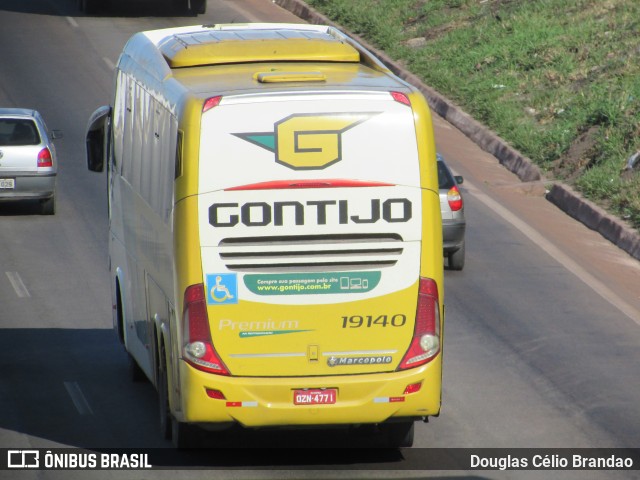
[306,0,640,231]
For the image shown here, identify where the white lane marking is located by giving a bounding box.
[64,381,94,416]
[465,180,640,326]
[66,16,79,28]
[5,272,30,298]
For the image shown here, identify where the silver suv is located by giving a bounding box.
[437,153,466,270]
[0,108,61,215]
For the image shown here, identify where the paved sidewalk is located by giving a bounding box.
[274,0,640,261]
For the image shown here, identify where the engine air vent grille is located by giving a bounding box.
[218,234,403,272]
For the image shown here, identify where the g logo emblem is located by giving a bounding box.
[234,113,377,170]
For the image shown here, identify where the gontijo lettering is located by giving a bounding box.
[209,198,412,227]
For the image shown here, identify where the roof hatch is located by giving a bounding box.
[158,28,360,68]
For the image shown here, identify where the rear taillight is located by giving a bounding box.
[447,185,463,211]
[37,147,53,168]
[397,277,441,370]
[182,283,230,376]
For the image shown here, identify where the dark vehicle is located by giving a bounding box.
[78,0,206,15]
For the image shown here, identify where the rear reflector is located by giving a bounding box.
[403,382,423,395]
[205,388,226,400]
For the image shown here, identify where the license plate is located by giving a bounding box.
[0,178,15,189]
[293,388,337,405]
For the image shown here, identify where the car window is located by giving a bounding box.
[437,161,455,189]
[0,119,41,146]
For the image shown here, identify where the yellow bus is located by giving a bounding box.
[86,23,444,448]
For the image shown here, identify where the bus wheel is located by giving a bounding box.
[158,345,172,440]
[380,421,415,448]
[128,353,146,383]
[171,418,201,449]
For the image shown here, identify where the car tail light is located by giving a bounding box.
[447,185,463,211]
[182,284,230,375]
[397,277,441,370]
[37,147,53,168]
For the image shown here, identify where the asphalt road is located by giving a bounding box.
[0,1,639,479]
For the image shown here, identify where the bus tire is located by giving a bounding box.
[158,343,172,440]
[128,353,146,383]
[171,418,201,449]
[381,421,415,448]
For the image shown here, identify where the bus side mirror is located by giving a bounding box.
[86,105,112,173]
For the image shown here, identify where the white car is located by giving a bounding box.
[0,108,61,215]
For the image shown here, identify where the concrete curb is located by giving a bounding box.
[547,184,640,260]
[273,0,640,261]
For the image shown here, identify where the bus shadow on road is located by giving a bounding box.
[0,327,489,475]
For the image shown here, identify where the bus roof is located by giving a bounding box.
[117,24,412,109]
[155,25,361,68]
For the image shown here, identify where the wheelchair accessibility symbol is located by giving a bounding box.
[206,273,238,305]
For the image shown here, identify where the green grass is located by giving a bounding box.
[307,0,640,230]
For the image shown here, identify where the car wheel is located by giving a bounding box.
[448,240,465,271]
[40,196,55,215]
[172,0,189,14]
[79,0,96,14]
[380,421,415,448]
[190,0,206,14]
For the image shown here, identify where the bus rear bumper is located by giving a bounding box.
[175,357,442,428]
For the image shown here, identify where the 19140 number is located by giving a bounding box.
[341,314,406,328]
